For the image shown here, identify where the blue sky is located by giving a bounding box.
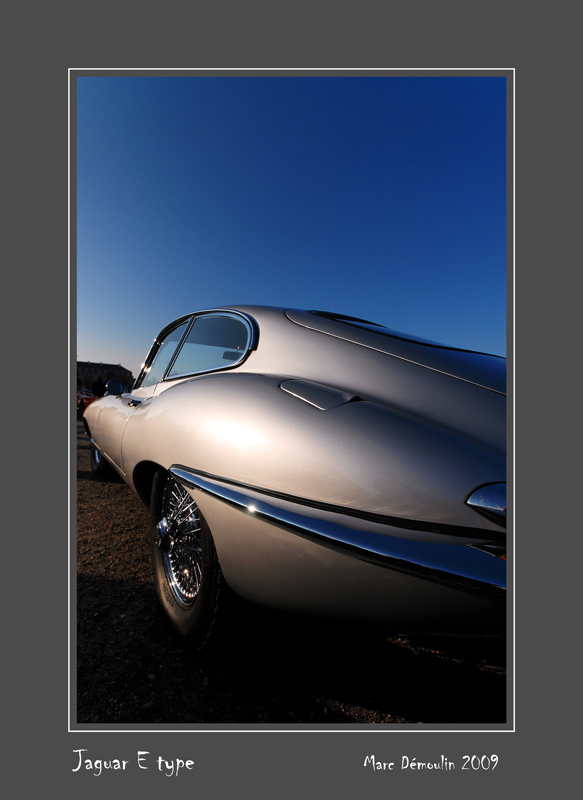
[76,75,507,378]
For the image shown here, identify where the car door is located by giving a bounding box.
[96,317,192,472]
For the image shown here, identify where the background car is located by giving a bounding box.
[76,389,97,419]
[82,306,507,649]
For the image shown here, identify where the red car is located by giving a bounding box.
[77,389,97,418]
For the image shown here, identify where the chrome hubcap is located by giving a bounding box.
[156,478,203,608]
[156,517,173,552]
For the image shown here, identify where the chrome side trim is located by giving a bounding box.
[171,467,503,541]
[170,466,506,594]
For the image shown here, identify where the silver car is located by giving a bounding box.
[82,306,507,648]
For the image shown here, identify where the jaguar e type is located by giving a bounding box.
[82,306,507,648]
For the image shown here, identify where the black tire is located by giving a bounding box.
[150,470,223,649]
[90,441,115,479]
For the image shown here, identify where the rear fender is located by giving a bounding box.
[123,372,504,531]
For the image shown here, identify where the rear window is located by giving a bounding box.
[310,311,485,353]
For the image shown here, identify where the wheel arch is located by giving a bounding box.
[132,460,165,509]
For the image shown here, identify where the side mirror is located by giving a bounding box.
[106,379,124,396]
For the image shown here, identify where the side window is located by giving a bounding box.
[166,314,250,379]
[140,320,189,388]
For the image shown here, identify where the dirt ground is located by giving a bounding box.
[75,420,507,726]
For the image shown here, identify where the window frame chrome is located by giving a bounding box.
[133,309,257,391]
[133,314,193,391]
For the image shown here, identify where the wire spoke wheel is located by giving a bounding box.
[150,470,223,647]
[157,478,203,607]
